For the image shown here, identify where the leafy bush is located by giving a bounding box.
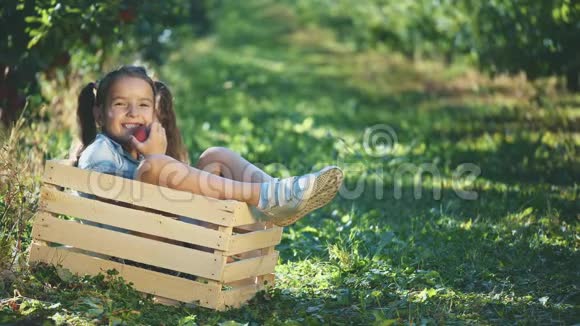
[291,0,580,90]
[293,0,471,59]
[0,0,197,126]
[470,0,580,91]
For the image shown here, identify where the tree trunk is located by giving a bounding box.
[565,69,579,92]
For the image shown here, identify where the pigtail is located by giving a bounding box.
[155,81,189,164]
[77,82,97,150]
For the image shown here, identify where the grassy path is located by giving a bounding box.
[155,31,578,323]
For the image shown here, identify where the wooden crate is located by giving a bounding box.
[28,160,282,310]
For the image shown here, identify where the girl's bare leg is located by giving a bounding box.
[136,151,344,228]
[135,154,262,205]
[195,147,273,183]
[195,147,276,229]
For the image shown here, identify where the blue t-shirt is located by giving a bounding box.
[78,133,143,180]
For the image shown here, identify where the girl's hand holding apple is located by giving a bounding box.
[129,122,167,156]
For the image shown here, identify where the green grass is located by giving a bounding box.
[1,4,579,324]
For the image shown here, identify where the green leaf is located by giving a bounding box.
[27,33,44,49]
[219,321,248,326]
[178,315,197,326]
[56,266,74,283]
[24,16,42,23]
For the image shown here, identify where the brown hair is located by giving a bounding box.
[155,81,189,163]
[76,66,188,163]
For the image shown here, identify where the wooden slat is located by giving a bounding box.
[42,160,238,226]
[221,274,275,310]
[259,273,276,288]
[234,221,270,233]
[51,159,76,167]
[258,247,276,285]
[153,296,201,308]
[29,243,222,309]
[153,296,181,306]
[225,277,257,288]
[232,205,263,226]
[226,227,283,256]
[224,272,275,289]
[222,251,278,282]
[221,284,258,310]
[32,212,224,280]
[230,222,278,259]
[39,186,228,250]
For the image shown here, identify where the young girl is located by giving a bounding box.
[75,66,343,227]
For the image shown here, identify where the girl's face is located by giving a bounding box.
[97,76,155,146]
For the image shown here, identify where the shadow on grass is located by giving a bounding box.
[169,48,577,191]
[445,136,578,187]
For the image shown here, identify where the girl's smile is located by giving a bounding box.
[97,76,155,157]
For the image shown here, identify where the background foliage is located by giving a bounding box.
[2,0,579,127]
[0,0,197,125]
[1,0,578,324]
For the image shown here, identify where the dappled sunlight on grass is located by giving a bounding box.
[270,232,576,324]
[164,33,578,323]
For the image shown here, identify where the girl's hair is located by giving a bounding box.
[154,81,189,163]
[76,66,188,163]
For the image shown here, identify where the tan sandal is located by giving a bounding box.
[258,166,344,227]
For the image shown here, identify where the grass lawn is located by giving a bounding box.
[1,19,578,326]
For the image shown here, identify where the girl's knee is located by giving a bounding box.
[197,146,233,174]
[135,154,175,184]
[199,146,232,162]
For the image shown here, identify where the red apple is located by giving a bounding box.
[133,125,149,142]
